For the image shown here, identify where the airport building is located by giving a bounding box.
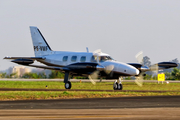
[8,66,31,78]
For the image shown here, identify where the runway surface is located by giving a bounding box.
[0,96,180,119]
[0,96,180,109]
[0,108,180,120]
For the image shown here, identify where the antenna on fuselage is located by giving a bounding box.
[86,47,89,53]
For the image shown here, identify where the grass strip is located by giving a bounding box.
[0,91,179,101]
[0,81,179,100]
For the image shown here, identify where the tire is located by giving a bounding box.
[65,81,71,89]
[117,84,123,90]
[113,82,118,90]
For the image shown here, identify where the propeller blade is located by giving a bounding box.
[93,49,102,64]
[135,51,143,65]
[88,76,96,85]
[93,49,101,54]
[135,73,144,87]
[88,71,99,85]
[150,64,159,75]
[104,65,114,74]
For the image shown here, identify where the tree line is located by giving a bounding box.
[0,70,87,79]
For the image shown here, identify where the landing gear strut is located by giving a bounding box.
[113,77,123,90]
[64,71,72,89]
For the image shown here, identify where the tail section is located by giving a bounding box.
[30,26,52,57]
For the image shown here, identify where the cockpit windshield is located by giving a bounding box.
[91,56,114,62]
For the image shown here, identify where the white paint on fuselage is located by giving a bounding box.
[101,61,139,76]
[42,51,95,66]
[38,51,139,76]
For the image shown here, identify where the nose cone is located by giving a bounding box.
[131,68,139,76]
[135,69,140,75]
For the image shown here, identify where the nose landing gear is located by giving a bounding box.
[113,77,123,90]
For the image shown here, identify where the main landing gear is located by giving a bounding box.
[113,77,123,90]
[64,72,72,89]
[65,81,71,89]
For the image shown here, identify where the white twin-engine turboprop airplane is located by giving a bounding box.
[4,26,178,90]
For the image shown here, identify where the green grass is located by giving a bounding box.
[0,80,179,100]
[0,81,179,91]
[0,91,179,101]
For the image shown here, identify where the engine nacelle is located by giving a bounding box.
[11,59,34,65]
[140,66,150,72]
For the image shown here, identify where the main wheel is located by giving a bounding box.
[117,84,123,90]
[65,81,71,89]
[113,82,118,90]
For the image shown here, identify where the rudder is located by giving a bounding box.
[30,26,52,57]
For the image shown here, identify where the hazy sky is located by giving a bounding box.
[0,0,180,70]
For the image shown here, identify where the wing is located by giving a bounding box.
[154,62,178,70]
[128,62,178,72]
[27,64,69,71]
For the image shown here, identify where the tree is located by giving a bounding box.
[171,68,180,80]
[164,72,174,80]
[10,72,18,78]
[142,56,153,75]
[49,71,64,78]
[171,58,179,64]
[22,73,39,79]
[142,56,151,67]
[0,73,7,78]
[38,72,47,79]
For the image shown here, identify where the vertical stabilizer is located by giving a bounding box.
[30,26,52,57]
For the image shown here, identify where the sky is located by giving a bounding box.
[0,0,180,71]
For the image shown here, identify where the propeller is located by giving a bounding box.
[88,71,99,85]
[135,51,145,87]
[104,65,114,74]
[149,64,159,77]
[135,51,159,87]
[88,49,114,85]
[135,73,144,87]
[135,51,143,65]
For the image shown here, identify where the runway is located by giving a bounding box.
[0,88,179,93]
[0,96,180,119]
[0,108,180,120]
[0,96,180,109]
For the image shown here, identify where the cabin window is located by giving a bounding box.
[91,56,97,62]
[71,56,77,62]
[63,56,68,62]
[80,56,86,62]
[99,56,113,62]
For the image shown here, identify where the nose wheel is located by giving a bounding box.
[113,82,123,90]
[113,77,123,90]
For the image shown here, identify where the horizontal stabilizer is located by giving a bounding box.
[4,57,45,60]
[4,57,46,65]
